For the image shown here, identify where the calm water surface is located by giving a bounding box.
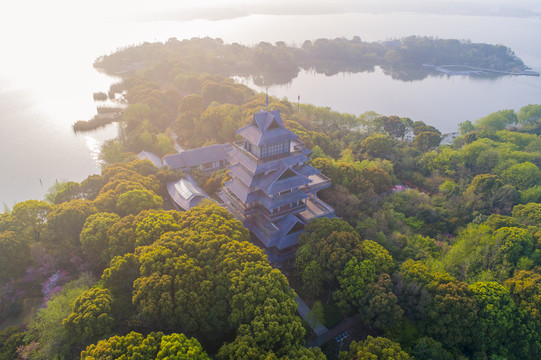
[0,10,539,205]
[237,67,541,134]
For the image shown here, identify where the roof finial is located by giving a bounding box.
[266,87,269,112]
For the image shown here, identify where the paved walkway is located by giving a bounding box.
[296,296,328,336]
[307,314,360,348]
[170,133,184,152]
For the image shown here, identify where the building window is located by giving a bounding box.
[258,141,290,159]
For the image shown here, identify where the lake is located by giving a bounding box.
[236,66,541,134]
[0,9,540,205]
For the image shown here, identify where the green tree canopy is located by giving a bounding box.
[116,188,163,216]
[470,281,516,357]
[382,115,407,139]
[295,218,362,291]
[126,202,305,354]
[62,287,114,346]
[334,258,376,310]
[343,336,411,360]
[47,199,98,241]
[512,203,541,226]
[442,224,518,281]
[133,210,181,248]
[106,214,137,261]
[80,212,121,274]
[413,131,441,152]
[501,162,541,191]
[0,326,26,360]
[46,200,98,264]
[412,337,453,360]
[475,109,517,131]
[422,281,478,349]
[517,104,541,125]
[505,269,541,328]
[360,240,394,274]
[493,227,534,266]
[156,333,210,360]
[101,253,140,322]
[80,331,163,360]
[361,167,392,194]
[11,199,53,242]
[358,273,404,331]
[360,134,393,158]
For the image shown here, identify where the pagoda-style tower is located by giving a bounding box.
[219,109,334,259]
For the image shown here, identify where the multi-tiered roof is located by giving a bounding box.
[219,109,334,259]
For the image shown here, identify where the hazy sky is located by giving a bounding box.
[2,0,540,25]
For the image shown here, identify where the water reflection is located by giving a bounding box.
[242,63,514,86]
[235,66,541,134]
[84,135,103,164]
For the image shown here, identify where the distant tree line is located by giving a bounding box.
[94,36,525,86]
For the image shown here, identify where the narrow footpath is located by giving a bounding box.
[296,296,328,336]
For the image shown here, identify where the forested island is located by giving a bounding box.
[2,36,541,360]
[96,36,529,85]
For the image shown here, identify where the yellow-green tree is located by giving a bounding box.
[342,336,411,360]
[80,212,120,274]
[63,287,114,346]
[116,188,163,216]
[11,200,53,242]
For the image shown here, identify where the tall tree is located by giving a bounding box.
[358,274,404,331]
[470,281,516,357]
[63,287,114,347]
[342,336,411,360]
[80,212,121,274]
[11,200,53,242]
[295,218,362,291]
[334,258,376,311]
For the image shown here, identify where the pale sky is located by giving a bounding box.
[2,0,540,25]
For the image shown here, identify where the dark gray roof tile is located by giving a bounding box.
[163,144,229,170]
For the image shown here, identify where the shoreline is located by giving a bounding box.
[423,64,540,77]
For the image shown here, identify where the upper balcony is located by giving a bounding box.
[258,201,307,221]
[301,173,331,193]
[297,197,335,223]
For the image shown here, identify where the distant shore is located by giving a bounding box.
[423,64,540,77]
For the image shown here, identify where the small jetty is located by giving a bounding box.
[73,111,121,133]
[422,64,540,77]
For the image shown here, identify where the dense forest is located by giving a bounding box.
[2,37,541,359]
[95,36,525,85]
